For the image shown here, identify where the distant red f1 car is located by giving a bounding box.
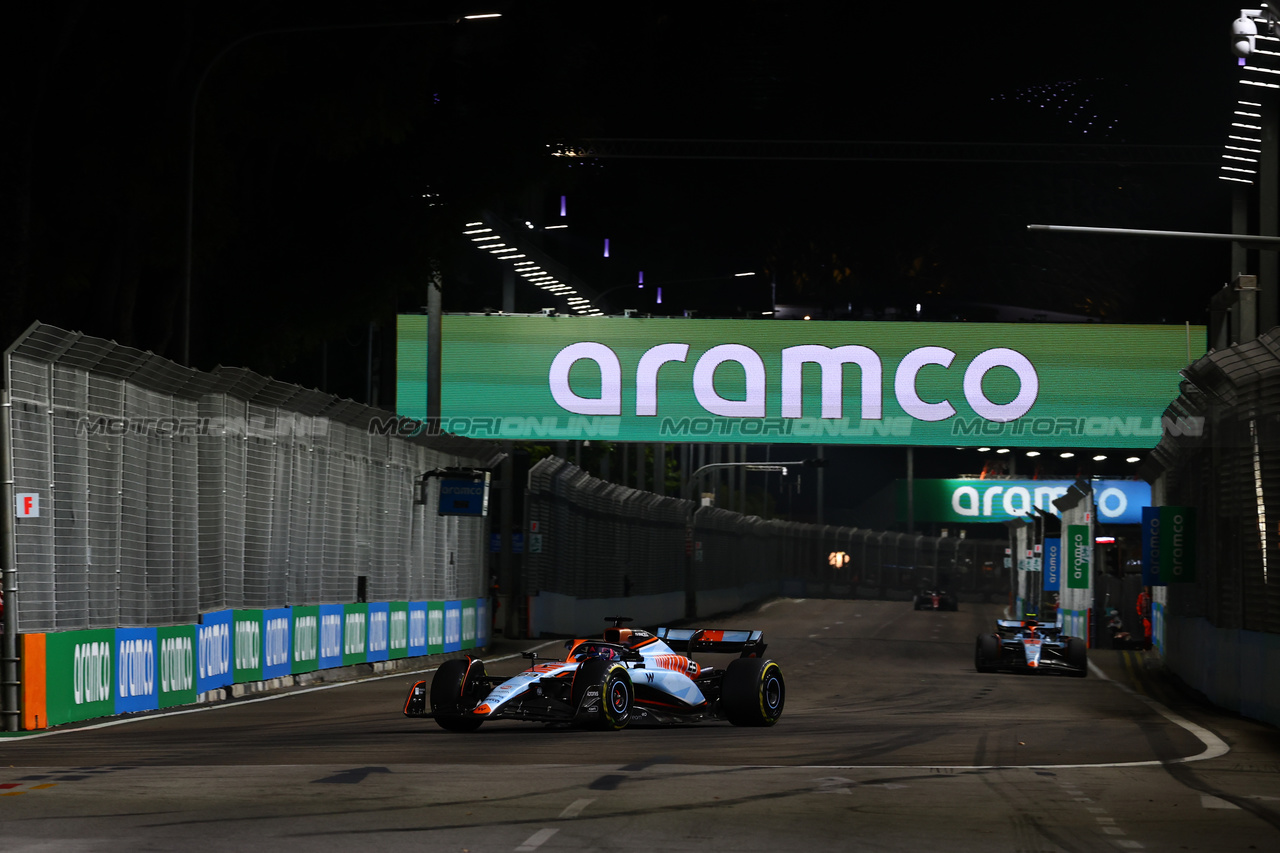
[404,617,784,731]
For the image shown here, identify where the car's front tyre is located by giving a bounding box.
[572,659,633,730]
[975,634,999,673]
[431,657,486,732]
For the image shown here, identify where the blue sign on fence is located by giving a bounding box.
[1043,538,1061,591]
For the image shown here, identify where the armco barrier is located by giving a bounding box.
[19,597,485,729]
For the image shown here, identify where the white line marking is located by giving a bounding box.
[1200,794,1241,810]
[1096,817,1116,825]
[559,798,594,818]
[1114,841,1144,849]
[516,828,558,852]
[1101,826,1126,835]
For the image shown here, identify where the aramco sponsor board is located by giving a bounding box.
[396,315,1205,447]
[901,479,1151,525]
[19,598,485,729]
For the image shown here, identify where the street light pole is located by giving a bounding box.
[180,16,487,366]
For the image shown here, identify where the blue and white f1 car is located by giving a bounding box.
[974,618,1087,677]
[403,617,785,731]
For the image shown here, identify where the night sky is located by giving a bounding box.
[0,2,1249,519]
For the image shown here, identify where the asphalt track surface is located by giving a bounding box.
[2,598,1279,852]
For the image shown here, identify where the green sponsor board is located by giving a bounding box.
[396,315,1204,448]
[389,602,409,659]
[44,628,115,726]
[232,610,264,683]
[342,603,369,666]
[427,601,445,655]
[1066,525,1091,589]
[462,599,477,650]
[1159,506,1197,583]
[292,606,320,674]
[157,625,197,708]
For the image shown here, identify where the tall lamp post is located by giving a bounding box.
[179,14,499,366]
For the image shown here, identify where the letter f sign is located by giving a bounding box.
[16,493,38,517]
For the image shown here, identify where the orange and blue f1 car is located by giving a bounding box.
[974,618,1087,677]
[403,617,784,731]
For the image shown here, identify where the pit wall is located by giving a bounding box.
[1164,615,1280,730]
[17,598,487,730]
[527,583,778,638]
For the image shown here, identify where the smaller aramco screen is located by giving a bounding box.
[396,315,1205,448]
[901,479,1151,524]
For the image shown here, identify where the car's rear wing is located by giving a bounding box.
[655,627,768,657]
[996,619,1062,633]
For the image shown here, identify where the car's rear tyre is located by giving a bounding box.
[431,658,486,732]
[721,658,785,726]
[1066,637,1088,677]
[975,633,999,673]
[572,658,632,730]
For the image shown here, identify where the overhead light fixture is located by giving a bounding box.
[1026,451,1041,457]
[1093,455,1107,461]
[1060,452,1075,459]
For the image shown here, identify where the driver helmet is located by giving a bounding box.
[571,642,619,662]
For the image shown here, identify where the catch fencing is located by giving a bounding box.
[2,323,502,635]
[1146,327,1280,636]
[523,457,1007,607]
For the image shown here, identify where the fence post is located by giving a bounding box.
[1,388,19,731]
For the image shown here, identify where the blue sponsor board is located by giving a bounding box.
[196,610,234,695]
[115,627,159,715]
[318,603,345,670]
[1043,538,1061,592]
[262,607,293,680]
[439,477,489,516]
[444,601,463,652]
[1141,506,1163,586]
[367,602,391,663]
[407,601,430,656]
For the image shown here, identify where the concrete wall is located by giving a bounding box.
[1165,615,1280,729]
[527,583,778,638]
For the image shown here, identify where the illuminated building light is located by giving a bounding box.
[1235,110,1263,118]
[657,286,663,304]
[499,253,526,259]
[1093,455,1107,461]
[638,271,644,284]
[1239,99,1263,106]
[977,447,991,452]
[463,228,492,235]
[603,238,610,258]
[545,224,568,229]
[1232,122,1263,130]
[560,195,567,216]
[1224,154,1259,163]
[463,13,502,19]
[1226,145,1262,153]
[1241,79,1280,89]
[734,271,755,277]
[1126,457,1140,463]
[1060,452,1074,458]
[1222,165,1258,174]
[464,222,483,227]
[1221,175,1256,183]
[1230,134,1263,142]
[1243,64,1280,76]
[1026,451,1041,457]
